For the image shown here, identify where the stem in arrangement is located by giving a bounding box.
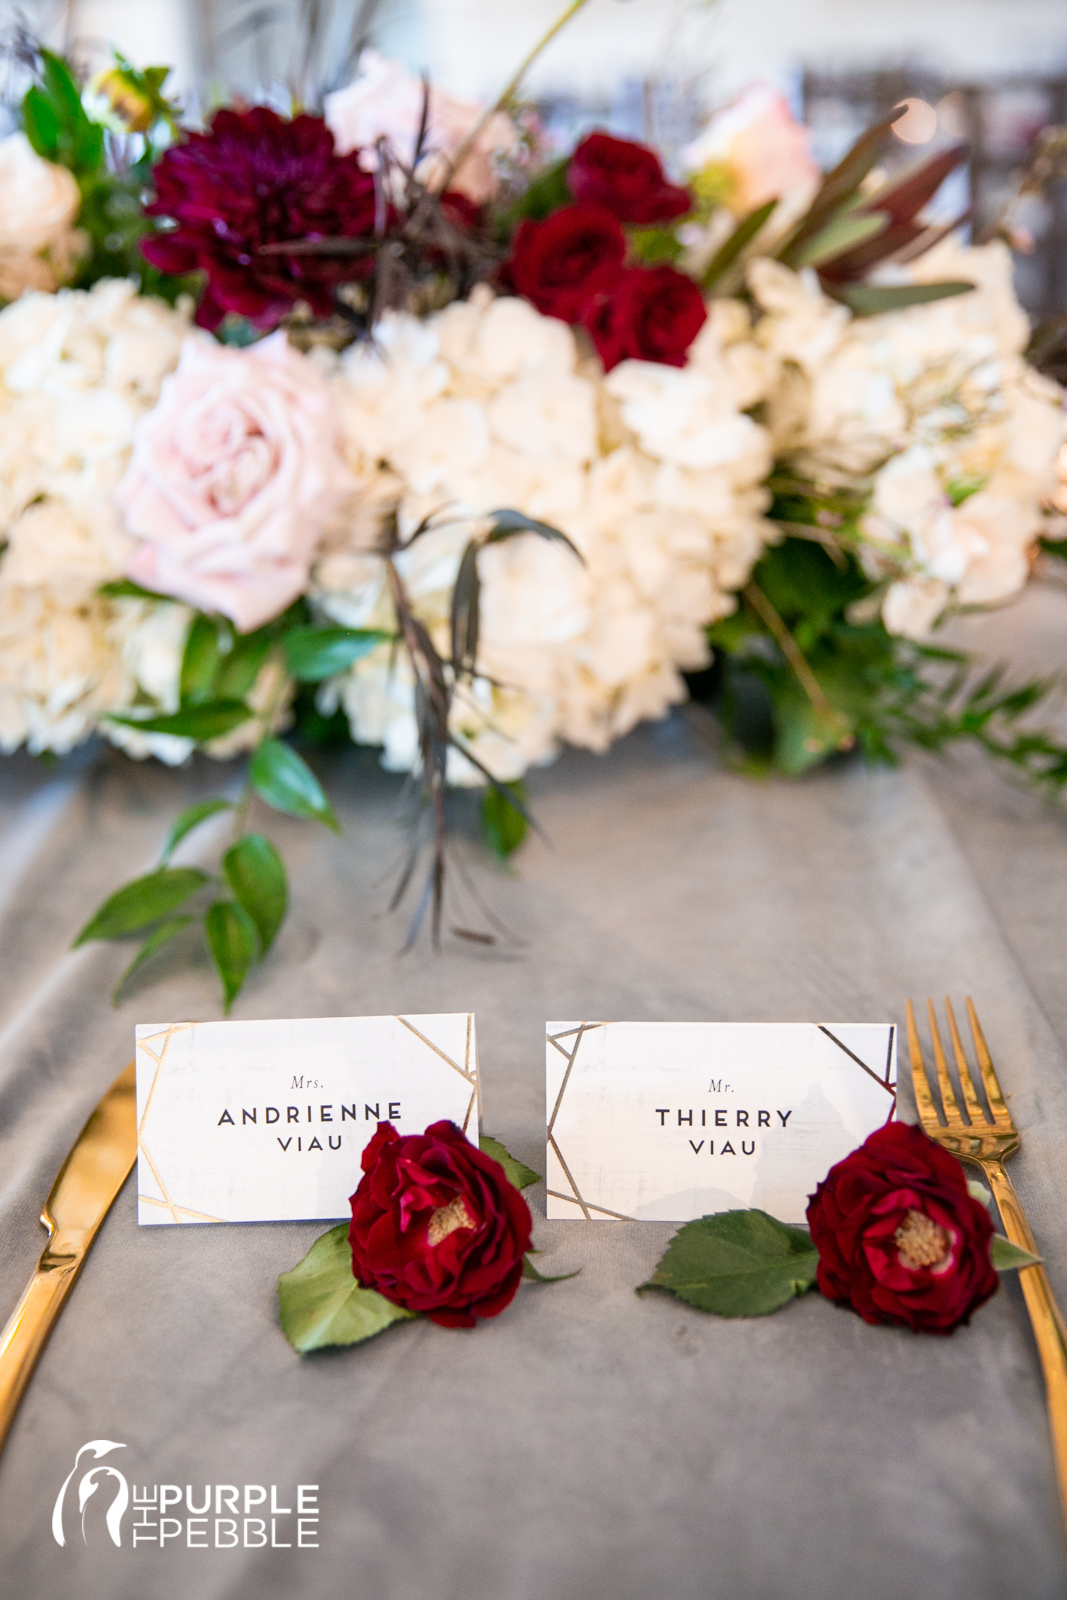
[434,0,593,193]
[742,580,840,728]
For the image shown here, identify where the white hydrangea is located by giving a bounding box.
[0,279,191,753]
[314,287,775,783]
[749,240,1065,637]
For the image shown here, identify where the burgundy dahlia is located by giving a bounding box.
[141,107,379,331]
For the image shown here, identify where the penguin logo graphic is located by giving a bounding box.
[51,1440,129,1548]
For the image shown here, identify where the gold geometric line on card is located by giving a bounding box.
[547,1132,592,1221]
[138,1194,223,1224]
[136,1022,207,1225]
[547,1022,598,1135]
[462,1088,476,1134]
[464,1013,472,1077]
[395,1015,475,1084]
[136,1137,182,1225]
[817,1025,896,1096]
[137,1022,195,1135]
[546,1189,635,1222]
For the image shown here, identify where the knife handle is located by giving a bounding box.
[0,1248,85,1454]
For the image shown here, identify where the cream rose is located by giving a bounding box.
[118,332,356,633]
[0,132,85,300]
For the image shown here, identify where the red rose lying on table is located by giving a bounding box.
[349,1121,533,1328]
[806,1122,999,1335]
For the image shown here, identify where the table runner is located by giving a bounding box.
[2,593,1067,1599]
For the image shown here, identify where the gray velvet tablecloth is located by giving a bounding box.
[3,586,1067,1600]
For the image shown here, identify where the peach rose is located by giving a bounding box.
[118,332,354,632]
[683,85,819,216]
[325,49,518,204]
[0,132,85,299]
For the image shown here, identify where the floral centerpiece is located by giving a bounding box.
[0,18,1064,1006]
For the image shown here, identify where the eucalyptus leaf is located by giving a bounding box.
[160,798,232,862]
[481,783,528,859]
[990,1234,1042,1272]
[180,615,221,704]
[641,1210,820,1317]
[480,1134,540,1190]
[283,626,391,682]
[223,834,287,954]
[204,898,256,1013]
[250,739,340,832]
[521,1254,579,1284]
[107,701,252,740]
[834,280,975,316]
[73,867,208,945]
[112,915,195,1005]
[278,1222,416,1352]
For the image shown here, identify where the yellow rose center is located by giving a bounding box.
[427,1194,474,1247]
[894,1208,951,1271]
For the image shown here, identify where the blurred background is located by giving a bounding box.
[2,0,1067,313]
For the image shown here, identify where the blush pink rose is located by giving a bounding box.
[118,332,354,632]
[325,49,518,204]
[682,84,819,215]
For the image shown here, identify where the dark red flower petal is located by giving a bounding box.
[581,264,707,371]
[508,204,626,322]
[568,130,691,225]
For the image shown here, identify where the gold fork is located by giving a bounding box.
[907,997,1067,1527]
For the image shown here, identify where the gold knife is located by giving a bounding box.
[0,1061,136,1455]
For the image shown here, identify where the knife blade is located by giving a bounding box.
[0,1060,136,1455]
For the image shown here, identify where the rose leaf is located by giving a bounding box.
[522,1253,579,1284]
[278,1223,417,1353]
[204,898,257,1013]
[160,798,233,862]
[223,834,288,955]
[990,1234,1042,1272]
[180,614,222,704]
[73,866,208,945]
[107,700,253,740]
[250,738,340,832]
[479,1134,540,1190]
[640,1210,820,1317]
[213,628,274,700]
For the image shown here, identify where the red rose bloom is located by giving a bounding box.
[806,1122,998,1336]
[567,131,692,225]
[142,107,378,331]
[582,264,708,371]
[349,1121,533,1329]
[507,203,626,321]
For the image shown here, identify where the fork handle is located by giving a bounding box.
[985,1159,1067,1521]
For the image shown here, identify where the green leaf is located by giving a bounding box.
[793,211,887,269]
[250,738,340,831]
[990,1234,1042,1272]
[223,834,287,954]
[480,1134,540,1190]
[98,577,171,601]
[204,898,257,1012]
[702,198,777,289]
[283,626,390,682]
[107,701,253,740]
[73,867,208,945]
[630,225,686,265]
[521,1253,579,1284]
[213,629,274,700]
[486,508,582,561]
[481,783,528,859]
[278,1223,417,1352]
[834,280,975,316]
[641,1210,820,1317]
[160,798,233,862]
[112,915,195,1004]
[967,1177,994,1211]
[180,615,221,704]
[22,85,60,159]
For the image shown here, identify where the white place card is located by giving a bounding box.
[546,1021,897,1224]
[135,1014,479,1225]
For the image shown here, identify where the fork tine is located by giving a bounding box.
[906,999,941,1126]
[965,997,1014,1128]
[944,997,986,1125]
[928,999,964,1125]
